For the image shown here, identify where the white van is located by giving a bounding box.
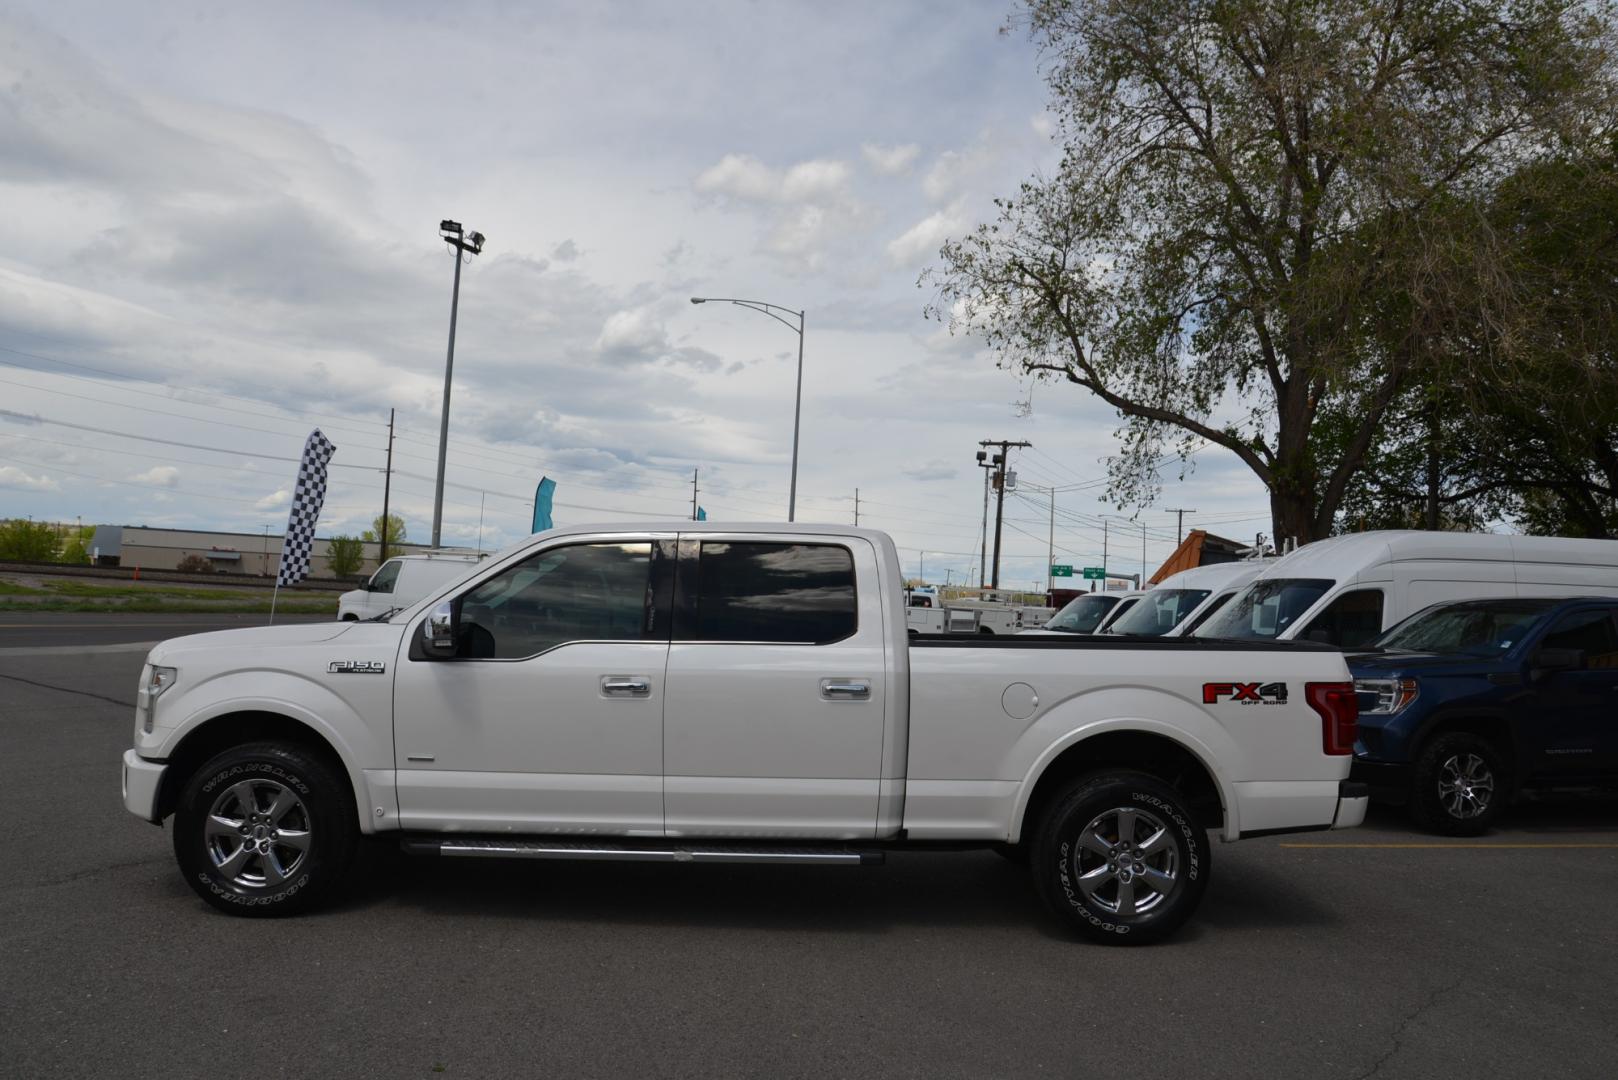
[1103,560,1273,637]
[1192,531,1618,647]
[1018,588,1145,636]
[338,553,485,621]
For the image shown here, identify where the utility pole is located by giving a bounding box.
[1048,488,1056,598]
[976,460,993,587]
[1164,507,1196,544]
[432,221,485,547]
[854,488,860,526]
[379,408,394,568]
[980,439,1031,589]
[919,550,924,584]
[690,468,700,521]
[1141,519,1148,585]
[1102,518,1109,587]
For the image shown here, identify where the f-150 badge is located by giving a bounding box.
[328,660,387,674]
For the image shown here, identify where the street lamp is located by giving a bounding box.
[690,296,805,521]
[432,219,486,548]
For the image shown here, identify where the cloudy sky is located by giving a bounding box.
[0,0,1272,588]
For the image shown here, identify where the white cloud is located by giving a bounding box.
[131,465,180,487]
[255,489,290,510]
[695,153,780,201]
[862,142,921,176]
[695,153,852,205]
[922,141,999,203]
[1030,113,1056,139]
[902,461,958,482]
[886,200,970,267]
[780,159,852,202]
[0,465,59,492]
[595,306,724,372]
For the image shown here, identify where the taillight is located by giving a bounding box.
[1306,681,1358,756]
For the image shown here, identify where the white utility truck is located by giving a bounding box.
[122,524,1365,943]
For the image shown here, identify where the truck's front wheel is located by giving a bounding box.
[1031,772,1210,945]
[172,742,358,917]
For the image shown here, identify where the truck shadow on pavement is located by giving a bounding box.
[339,844,1340,942]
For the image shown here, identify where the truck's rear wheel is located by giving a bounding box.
[172,742,358,917]
[1031,771,1210,945]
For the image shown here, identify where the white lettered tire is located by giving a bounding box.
[1031,771,1211,945]
[172,742,358,917]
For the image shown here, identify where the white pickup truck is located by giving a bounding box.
[121,523,1366,943]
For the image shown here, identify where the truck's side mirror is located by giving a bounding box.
[420,600,458,659]
[1530,647,1584,681]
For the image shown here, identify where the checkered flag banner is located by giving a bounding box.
[275,429,337,588]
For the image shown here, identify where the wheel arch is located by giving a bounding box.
[1409,709,1520,789]
[1011,726,1228,844]
[156,711,363,828]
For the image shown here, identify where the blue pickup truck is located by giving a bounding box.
[1348,597,1618,834]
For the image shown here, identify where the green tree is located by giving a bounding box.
[361,514,407,560]
[1325,146,1618,536]
[327,534,366,577]
[0,519,59,561]
[57,527,93,565]
[928,0,1615,546]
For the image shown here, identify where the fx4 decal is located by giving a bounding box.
[1202,681,1288,705]
[328,660,387,674]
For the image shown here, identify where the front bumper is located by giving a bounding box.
[122,749,167,824]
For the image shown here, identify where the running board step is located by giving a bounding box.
[400,836,883,866]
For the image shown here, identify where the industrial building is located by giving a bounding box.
[88,525,459,579]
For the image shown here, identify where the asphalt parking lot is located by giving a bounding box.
[3,630,1616,1079]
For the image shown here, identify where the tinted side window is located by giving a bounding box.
[1541,610,1618,669]
[458,542,652,659]
[694,542,856,644]
[1302,589,1384,648]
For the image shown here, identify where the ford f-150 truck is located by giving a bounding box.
[121,524,1365,943]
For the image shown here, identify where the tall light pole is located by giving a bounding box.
[690,297,805,521]
[432,220,485,548]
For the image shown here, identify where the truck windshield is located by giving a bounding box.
[1374,600,1559,656]
[1105,589,1212,636]
[1193,578,1334,640]
[1043,594,1119,633]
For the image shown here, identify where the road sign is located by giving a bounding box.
[1082,567,1106,580]
[1051,564,1074,578]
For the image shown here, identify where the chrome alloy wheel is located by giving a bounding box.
[1437,753,1495,820]
[203,778,312,888]
[1072,806,1179,917]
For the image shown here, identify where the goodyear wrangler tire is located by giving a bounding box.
[1031,771,1210,945]
[172,742,358,917]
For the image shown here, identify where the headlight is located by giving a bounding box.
[138,665,178,734]
[1354,677,1418,716]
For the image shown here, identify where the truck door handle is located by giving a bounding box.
[601,676,651,698]
[821,679,871,700]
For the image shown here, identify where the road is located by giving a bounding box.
[0,611,333,649]
[3,645,1616,1078]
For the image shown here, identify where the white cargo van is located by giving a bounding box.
[1193,531,1618,648]
[1103,560,1274,637]
[338,553,485,621]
